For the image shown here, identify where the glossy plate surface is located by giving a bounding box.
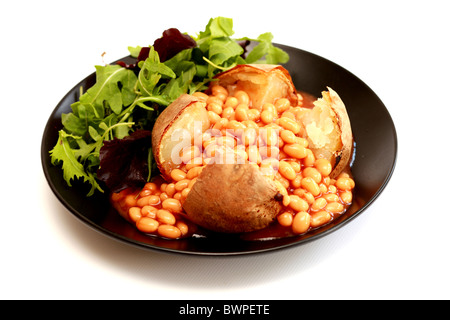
[41,44,397,256]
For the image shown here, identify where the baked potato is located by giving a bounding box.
[147,64,354,235]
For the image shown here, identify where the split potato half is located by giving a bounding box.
[297,87,353,178]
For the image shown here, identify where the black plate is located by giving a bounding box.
[41,44,397,256]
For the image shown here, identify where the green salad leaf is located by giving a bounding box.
[50,16,290,196]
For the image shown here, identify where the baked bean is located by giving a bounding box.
[275,98,290,113]
[158,225,182,239]
[289,161,301,173]
[207,102,223,115]
[139,189,152,198]
[310,211,331,228]
[303,192,315,204]
[303,149,316,166]
[176,221,189,236]
[325,202,344,214]
[328,185,337,194]
[279,161,296,180]
[165,183,176,197]
[234,90,250,105]
[281,111,296,120]
[225,96,239,109]
[211,85,228,97]
[336,177,355,190]
[162,198,183,213]
[156,209,176,225]
[279,117,300,134]
[301,177,321,196]
[323,193,339,203]
[181,187,191,199]
[283,143,307,159]
[213,118,228,131]
[340,191,353,204]
[262,103,277,115]
[282,194,291,207]
[170,169,187,182]
[247,109,260,121]
[315,158,332,176]
[141,206,157,218]
[280,130,296,144]
[159,192,169,201]
[226,120,246,131]
[222,106,235,120]
[312,197,327,211]
[128,207,142,223]
[277,212,294,227]
[275,172,290,189]
[186,166,203,179]
[136,217,159,233]
[319,183,328,194]
[292,211,310,234]
[207,110,221,124]
[291,174,302,189]
[175,179,190,191]
[143,182,158,192]
[207,96,224,107]
[123,194,138,207]
[261,110,274,124]
[303,167,322,184]
[288,195,309,212]
[235,105,249,121]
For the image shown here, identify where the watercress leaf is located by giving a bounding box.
[209,38,244,65]
[163,61,196,101]
[88,126,101,141]
[163,49,193,74]
[50,130,103,195]
[137,47,176,97]
[61,112,87,136]
[266,44,290,64]
[79,64,137,115]
[128,45,142,58]
[244,41,269,63]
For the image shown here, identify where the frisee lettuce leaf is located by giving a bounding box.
[50,16,290,196]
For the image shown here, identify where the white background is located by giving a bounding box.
[2,0,449,300]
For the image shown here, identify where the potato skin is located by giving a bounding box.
[213,64,298,109]
[182,163,283,233]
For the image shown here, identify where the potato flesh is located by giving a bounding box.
[158,103,210,165]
